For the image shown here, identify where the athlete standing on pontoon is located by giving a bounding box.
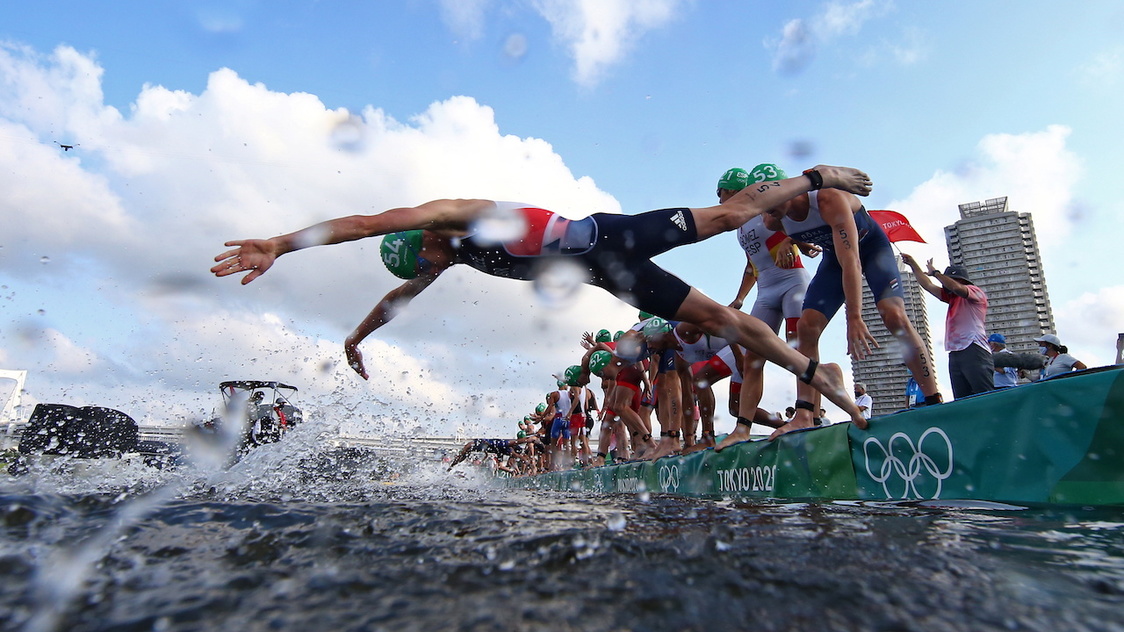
[716,167,813,450]
[211,166,875,426]
[739,163,942,441]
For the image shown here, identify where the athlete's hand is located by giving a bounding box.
[211,239,279,285]
[344,342,369,380]
[796,242,821,258]
[773,245,798,269]
[845,316,878,360]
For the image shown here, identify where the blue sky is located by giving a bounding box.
[1,1,1122,436]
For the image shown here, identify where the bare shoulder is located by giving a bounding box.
[421,198,495,210]
[818,188,863,220]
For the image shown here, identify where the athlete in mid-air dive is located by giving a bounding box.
[211,165,875,426]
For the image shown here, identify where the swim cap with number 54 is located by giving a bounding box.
[380,230,424,279]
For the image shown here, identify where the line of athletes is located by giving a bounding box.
[450,163,945,474]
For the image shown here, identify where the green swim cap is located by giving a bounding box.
[595,329,612,343]
[749,163,787,183]
[613,330,624,341]
[380,230,424,279]
[638,311,654,321]
[564,365,583,387]
[588,350,613,376]
[717,168,750,192]
[642,317,672,338]
[535,403,547,414]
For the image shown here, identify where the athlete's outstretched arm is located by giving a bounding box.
[692,165,872,241]
[211,199,492,284]
[900,253,943,299]
[345,274,440,379]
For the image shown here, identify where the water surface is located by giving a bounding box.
[2,433,1122,632]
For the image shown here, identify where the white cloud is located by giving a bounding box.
[532,0,684,87]
[0,44,636,436]
[30,328,104,377]
[765,0,894,74]
[1054,287,1124,368]
[889,125,1081,257]
[876,125,1124,389]
[769,19,816,75]
[858,25,928,67]
[820,0,882,38]
[1078,47,1123,88]
[437,0,494,40]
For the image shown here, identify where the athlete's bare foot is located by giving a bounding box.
[768,411,816,441]
[682,432,715,454]
[699,432,716,448]
[632,437,658,460]
[716,424,754,452]
[643,436,682,461]
[681,442,708,455]
[806,361,869,430]
[812,165,873,197]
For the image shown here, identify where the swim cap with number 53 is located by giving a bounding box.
[749,163,787,183]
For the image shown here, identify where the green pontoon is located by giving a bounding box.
[502,366,1124,506]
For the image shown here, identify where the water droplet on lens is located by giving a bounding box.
[607,512,626,531]
[330,114,366,153]
[295,225,331,249]
[470,204,527,245]
[503,33,527,60]
[532,259,588,307]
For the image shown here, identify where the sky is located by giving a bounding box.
[1,0,1123,439]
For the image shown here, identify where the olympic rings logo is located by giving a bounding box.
[863,427,954,500]
[659,464,680,492]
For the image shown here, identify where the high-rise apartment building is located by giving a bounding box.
[852,260,935,416]
[945,197,1054,354]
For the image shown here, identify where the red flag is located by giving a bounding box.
[868,210,926,244]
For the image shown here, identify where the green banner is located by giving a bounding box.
[501,367,1124,506]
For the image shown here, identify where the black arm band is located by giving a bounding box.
[798,359,818,384]
[803,169,824,190]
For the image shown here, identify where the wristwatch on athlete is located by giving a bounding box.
[802,169,824,190]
